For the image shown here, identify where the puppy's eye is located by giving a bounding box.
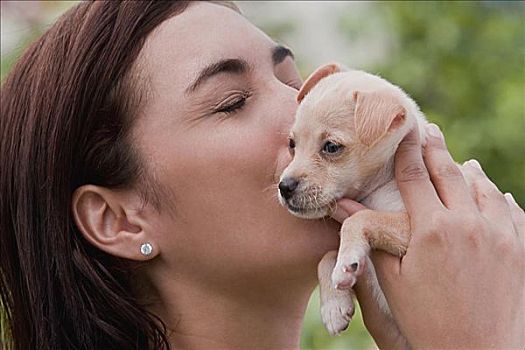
[322,141,344,155]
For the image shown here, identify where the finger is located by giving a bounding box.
[354,258,406,349]
[504,192,525,241]
[395,127,443,220]
[462,159,514,233]
[331,198,367,223]
[423,124,477,211]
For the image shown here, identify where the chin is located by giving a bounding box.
[284,202,335,220]
[278,193,336,220]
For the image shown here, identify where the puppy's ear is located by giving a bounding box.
[297,63,345,103]
[353,90,406,147]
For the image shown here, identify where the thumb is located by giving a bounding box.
[331,198,367,223]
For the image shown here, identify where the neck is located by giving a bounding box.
[356,156,396,203]
[358,112,428,204]
[145,270,315,350]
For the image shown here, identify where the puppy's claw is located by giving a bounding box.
[343,262,359,273]
[333,254,366,290]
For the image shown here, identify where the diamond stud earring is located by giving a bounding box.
[140,242,153,256]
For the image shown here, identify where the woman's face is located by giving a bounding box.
[134,2,340,291]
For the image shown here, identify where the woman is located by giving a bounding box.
[1,1,523,349]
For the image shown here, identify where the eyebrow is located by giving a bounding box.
[272,45,294,65]
[185,44,295,94]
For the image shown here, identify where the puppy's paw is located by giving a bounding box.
[320,292,355,336]
[332,254,366,290]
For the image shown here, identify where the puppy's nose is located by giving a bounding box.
[279,177,299,200]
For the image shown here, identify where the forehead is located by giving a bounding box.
[138,2,274,95]
[293,87,354,140]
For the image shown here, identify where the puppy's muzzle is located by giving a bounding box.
[278,177,299,200]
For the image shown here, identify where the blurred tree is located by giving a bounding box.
[367,1,525,206]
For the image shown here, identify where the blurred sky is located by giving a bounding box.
[2,1,386,78]
[1,1,77,54]
[237,1,388,70]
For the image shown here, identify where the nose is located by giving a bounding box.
[279,177,299,200]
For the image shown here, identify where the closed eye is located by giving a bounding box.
[214,91,251,115]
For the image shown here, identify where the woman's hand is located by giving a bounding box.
[332,124,525,349]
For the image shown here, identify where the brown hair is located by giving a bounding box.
[0,1,238,349]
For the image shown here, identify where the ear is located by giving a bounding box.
[352,89,406,147]
[71,185,158,261]
[297,63,346,103]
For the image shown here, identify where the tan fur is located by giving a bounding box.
[297,63,342,103]
[353,90,406,147]
[278,63,430,336]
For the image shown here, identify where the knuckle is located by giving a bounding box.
[461,162,482,179]
[461,214,485,245]
[421,211,451,244]
[397,162,429,183]
[510,203,525,219]
[496,235,515,256]
[429,211,448,229]
[462,213,485,235]
[425,137,447,150]
[395,141,420,161]
[435,163,462,179]
[464,230,481,247]
[476,187,506,209]
[477,179,502,197]
[470,170,500,193]
[397,139,420,152]
[460,164,477,184]
[423,211,487,246]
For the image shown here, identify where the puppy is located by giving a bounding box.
[278,63,434,337]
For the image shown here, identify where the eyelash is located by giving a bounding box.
[212,77,300,116]
[215,91,251,115]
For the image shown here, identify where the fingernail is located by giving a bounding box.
[504,192,517,206]
[466,159,482,171]
[426,123,443,139]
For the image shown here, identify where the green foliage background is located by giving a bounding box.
[2,1,524,349]
[373,2,525,208]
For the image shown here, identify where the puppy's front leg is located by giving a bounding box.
[332,210,410,290]
[318,250,355,335]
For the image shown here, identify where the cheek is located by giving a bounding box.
[158,115,291,216]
